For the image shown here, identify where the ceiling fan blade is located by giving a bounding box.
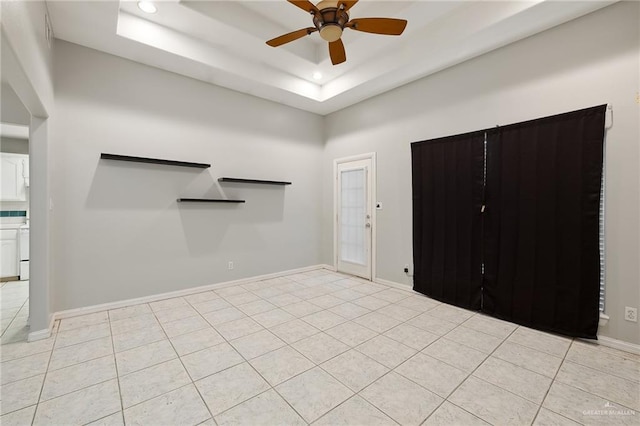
[347,18,407,35]
[329,39,346,65]
[287,0,320,15]
[266,27,317,47]
[339,0,358,11]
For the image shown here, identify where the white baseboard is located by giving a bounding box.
[36,264,640,357]
[27,314,55,342]
[597,335,640,355]
[54,264,329,321]
[373,277,413,292]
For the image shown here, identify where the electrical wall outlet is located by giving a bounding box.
[228,261,234,270]
[624,307,637,322]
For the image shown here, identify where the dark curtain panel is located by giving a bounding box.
[411,132,485,310]
[483,105,606,339]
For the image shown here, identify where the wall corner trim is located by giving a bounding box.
[27,314,55,342]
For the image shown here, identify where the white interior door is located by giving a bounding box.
[336,158,372,280]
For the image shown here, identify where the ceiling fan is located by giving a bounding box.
[266,0,408,65]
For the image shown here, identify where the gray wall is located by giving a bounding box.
[1,83,31,125]
[1,137,29,154]
[323,2,640,345]
[52,41,324,311]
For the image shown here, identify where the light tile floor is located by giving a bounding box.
[1,280,30,344]
[1,270,638,425]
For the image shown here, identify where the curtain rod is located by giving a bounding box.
[492,104,613,130]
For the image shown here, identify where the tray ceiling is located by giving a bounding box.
[47,1,614,115]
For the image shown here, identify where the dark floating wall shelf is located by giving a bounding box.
[101,153,210,169]
[218,177,292,185]
[177,198,245,203]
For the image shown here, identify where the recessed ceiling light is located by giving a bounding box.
[313,71,322,80]
[137,1,157,14]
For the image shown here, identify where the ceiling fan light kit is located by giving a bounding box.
[314,1,350,42]
[266,0,407,65]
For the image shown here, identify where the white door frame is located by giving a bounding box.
[333,153,377,281]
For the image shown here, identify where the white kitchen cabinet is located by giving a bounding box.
[1,153,29,201]
[0,229,19,278]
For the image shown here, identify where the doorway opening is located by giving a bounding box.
[1,83,31,343]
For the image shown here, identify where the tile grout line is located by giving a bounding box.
[561,357,640,386]
[192,283,335,422]
[0,354,52,387]
[106,309,126,426]
[46,310,614,426]
[30,319,61,425]
[335,306,466,425]
[538,342,639,416]
[81,410,122,426]
[530,336,574,425]
[0,296,29,340]
[561,345,640,382]
[15,272,631,425]
[148,304,218,425]
[190,272,392,423]
[418,324,524,426]
[305,299,448,424]
[258,283,445,424]
[348,312,514,425]
[164,279,352,422]
[0,277,470,423]
[180,292,309,425]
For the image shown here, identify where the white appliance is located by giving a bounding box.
[19,224,29,280]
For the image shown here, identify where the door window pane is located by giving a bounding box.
[340,168,366,265]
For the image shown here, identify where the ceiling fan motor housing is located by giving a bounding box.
[313,1,350,42]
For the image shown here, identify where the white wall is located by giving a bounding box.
[52,41,324,311]
[323,2,640,345]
